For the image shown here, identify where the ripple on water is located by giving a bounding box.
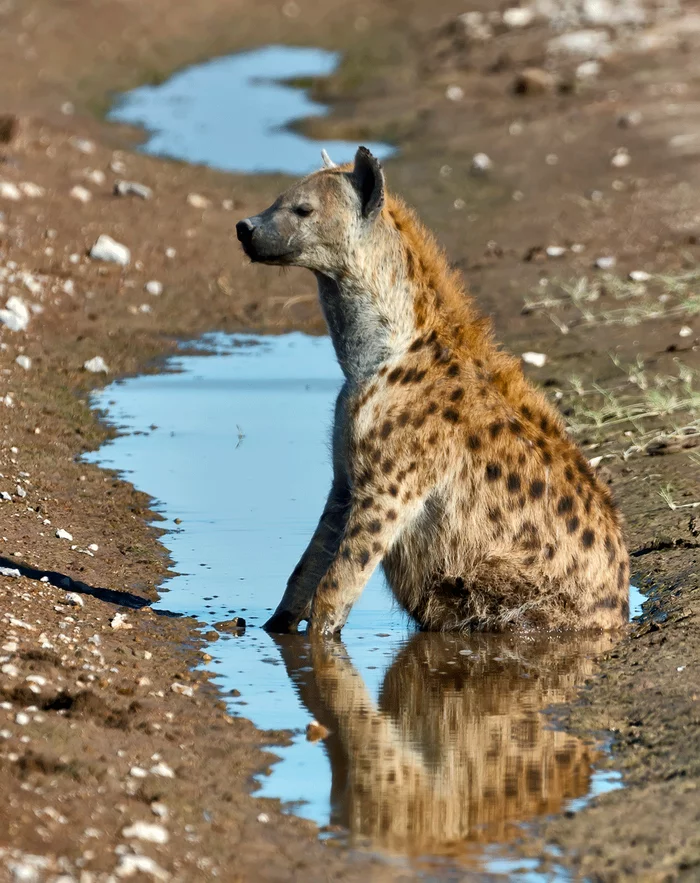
[87,333,642,878]
[108,46,394,175]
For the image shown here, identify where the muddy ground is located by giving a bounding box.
[0,0,699,879]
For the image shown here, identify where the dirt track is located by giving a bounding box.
[0,0,699,879]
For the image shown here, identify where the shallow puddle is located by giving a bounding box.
[108,46,394,174]
[88,334,642,879]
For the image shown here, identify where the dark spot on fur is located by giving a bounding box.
[372,542,382,554]
[467,434,481,451]
[341,546,352,561]
[518,452,526,466]
[387,368,403,384]
[584,493,593,515]
[443,408,460,424]
[521,405,533,420]
[397,410,411,428]
[539,416,549,432]
[349,524,363,539]
[565,466,574,482]
[381,458,394,475]
[605,535,616,563]
[544,544,556,560]
[378,365,388,377]
[401,368,417,384]
[566,515,580,534]
[450,387,464,403]
[557,495,574,516]
[486,462,502,482]
[360,497,374,510]
[388,484,399,497]
[428,432,438,445]
[489,422,504,439]
[426,402,438,415]
[617,562,627,590]
[446,363,459,377]
[368,519,382,534]
[487,506,502,522]
[529,479,545,500]
[415,369,427,382]
[620,597,630,618]
[508,419,522,437]
[380,420,392,439]
[358,549,370,568]
[506,473,521,493]
[412,414,426,429]
[408,337,424,353]
[387,509,397,521]
[581,528,595,549]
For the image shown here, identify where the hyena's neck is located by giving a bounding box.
[316,213,433,383]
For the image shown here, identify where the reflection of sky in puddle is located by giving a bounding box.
[88,334,643,879]
[108,46,394,175]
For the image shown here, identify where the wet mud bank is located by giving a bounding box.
[0,0,699,879]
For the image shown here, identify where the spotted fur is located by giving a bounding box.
[238,147,630,638]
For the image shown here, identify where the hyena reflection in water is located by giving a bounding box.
[274,632,614,860]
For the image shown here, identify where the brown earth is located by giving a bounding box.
[0,0,699,879]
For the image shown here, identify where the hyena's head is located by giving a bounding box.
[236,146,385,273]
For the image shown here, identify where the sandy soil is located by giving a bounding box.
[0,0,699,879]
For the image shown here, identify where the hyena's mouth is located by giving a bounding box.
[235,218,299,265]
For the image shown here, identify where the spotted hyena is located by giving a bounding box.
[236,147,629,638]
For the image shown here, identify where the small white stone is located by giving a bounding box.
[502,7,535,28]
[122,821,169,844]
[115,854,170,881]
[150,761,175,778]
[547,29,612,58]
[65,592,84,607]
[15,712,30,726]
[0,182,22,201]
[0,565,20,577]
[546,246,567,258]
[445,85,464,102]
[151,802,169,818]
[56,528,73,541]
[165,247,177,259]
[114,180,153,200]
[25,675,46,687]
[521,351,547,368]
[257,813,270,824]
[0,296,31,332]
[70,185,92,203]
[471,153,492,174]
[629,270,651,282]
[187,192,210,209]
[170,682,194,697]
[15,355,32,370]
[576,60,601,79]
[595,256,616,270]
[83,355,109,374]
[88,543,99,551]
[71,137,95,154]
[145,280,163,296]
[679,326,693,338]
[611,149,631,168]
[2,641,18,652]
[90,234,130,266]
[86,169,106,185]
[1,663,19,677]
[129,766,148,778]
[111,613,132,631]
[19,182,44,198]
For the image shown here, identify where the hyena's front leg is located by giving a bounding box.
[264,478,350,633]
[308,461,428,638]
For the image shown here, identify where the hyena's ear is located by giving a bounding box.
[352,146,385,221]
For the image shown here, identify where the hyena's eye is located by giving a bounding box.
[293,204,314,218]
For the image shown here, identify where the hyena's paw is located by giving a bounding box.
[263,610,302,634]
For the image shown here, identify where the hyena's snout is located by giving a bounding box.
[236,212,299,265]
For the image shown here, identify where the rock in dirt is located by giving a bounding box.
[502,7,535,28]
[70,185,92,203]
[111,612,132,630]
[0,114,18,144]
[15,355,31,370]
[471,153,492,174]
[513,67,557,95]
[89,234,130,266]
[65,592,84,607]
[83,355,109,373]
[548,29,612,58]
[0,182,22,201]
[187,192,210,209]
[145,280,163,296]
[114,180,153,200]
[55,528,73,541]
[121,821,169,844]
[522,351,548,367]
[115,854,170,881]
[0,296,31,332]
[595,255,616,270]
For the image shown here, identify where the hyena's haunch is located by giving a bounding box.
[237,147,629,639]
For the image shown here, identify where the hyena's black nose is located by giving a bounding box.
[236,218,255,246]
